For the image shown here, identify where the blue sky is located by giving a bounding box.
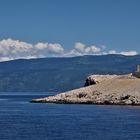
[0,0,140,61]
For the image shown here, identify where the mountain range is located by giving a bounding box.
[0,54,140,92]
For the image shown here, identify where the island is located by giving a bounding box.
[31,72,140,105]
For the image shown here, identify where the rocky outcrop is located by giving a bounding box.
[85,74,134,86]
[31,74,140,105]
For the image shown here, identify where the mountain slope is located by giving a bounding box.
[0,54,140,92]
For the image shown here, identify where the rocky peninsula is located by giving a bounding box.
[31,74,140,105]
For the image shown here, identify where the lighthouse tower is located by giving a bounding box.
[137,65,140,72]
[133,65,140,78]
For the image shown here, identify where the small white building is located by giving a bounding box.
[137,65,140,72]
[133,65,140,78]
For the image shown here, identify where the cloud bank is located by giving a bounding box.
[0,39,64,61]
[108,50,137,56]
[0,38,138,61]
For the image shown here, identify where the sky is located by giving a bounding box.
[0,0,140,61]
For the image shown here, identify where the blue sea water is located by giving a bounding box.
[0,93,140,140]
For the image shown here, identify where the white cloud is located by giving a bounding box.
[74,42,102,54]
[108,50,117,54]
[74,42,85,53]
[63,42,103,57]
[109,50,138,56]
[0,38,138,61]
[63,49,82,57]
[47,43,64,54]
[35,43,64,54]
[120,51,137,56]
[0,38,64,61]
[85,46,101,54]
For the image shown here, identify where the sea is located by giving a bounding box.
[0,92,140,140]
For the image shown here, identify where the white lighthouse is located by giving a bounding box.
[137,65,140,72]
[133,65,140,78]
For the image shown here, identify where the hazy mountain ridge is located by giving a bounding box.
[0,54,140,92]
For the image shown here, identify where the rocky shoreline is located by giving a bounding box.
[31,74,140,105]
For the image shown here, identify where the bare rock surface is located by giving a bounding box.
[31,74,140,105]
